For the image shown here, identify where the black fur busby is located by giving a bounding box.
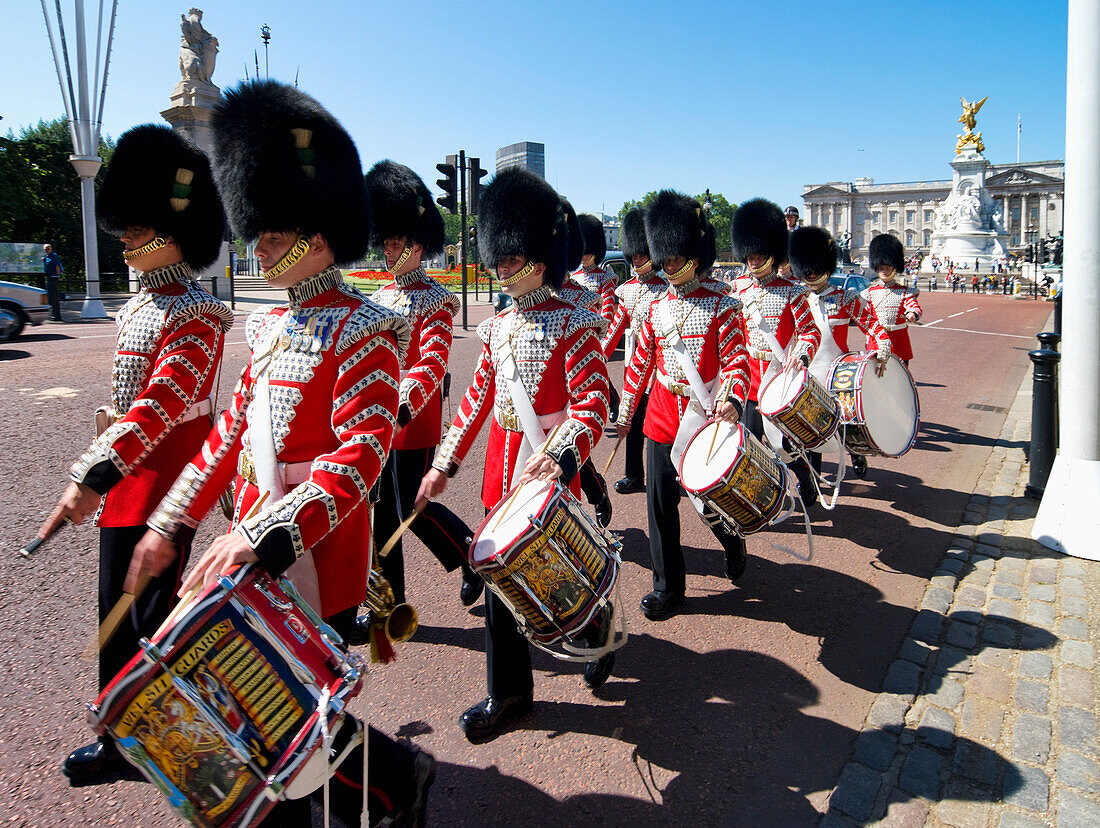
[730,198,788,265]
[477,168,570,289]
[562,200,584,272]
[620,208,651,264]
[788,226,837,282]
[578,213,607,264]
[869,233,905,274]
[644,190,716,275]
[365,160,444,257]
[97,124,224,270]
[212,80,369,265]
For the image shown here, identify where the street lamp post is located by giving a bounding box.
[260,25,271,78]
[40,0,117,319]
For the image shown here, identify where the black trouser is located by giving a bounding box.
[645,439,745,595]
[622,391,649,482]
[375,447,473,605]
[578,460,608,507]
[257,607,421,827]
[742,400,817,504]
[98,525,190,691]
[47,276,62,320]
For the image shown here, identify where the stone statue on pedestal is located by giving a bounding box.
[178,9,218,87]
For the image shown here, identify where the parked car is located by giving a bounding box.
[0,280,50,341]
[493,251,629,312]
[829,267,871,294]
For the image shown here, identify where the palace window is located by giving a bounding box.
[906,231,914,246]
[889,210,898,223]
[906,210,914,224]
[924,230,932,246]
[924,210,933,222]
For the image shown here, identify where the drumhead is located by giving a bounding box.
[859,354,919,456]
[471,479,554,563]
[758,367,806,416]
[679,420,742,493]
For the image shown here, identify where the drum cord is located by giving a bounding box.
[558,579,630,661]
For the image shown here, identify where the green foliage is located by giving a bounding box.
[442,212,476,247]
[0,117,121,281]
[617,191,738,255]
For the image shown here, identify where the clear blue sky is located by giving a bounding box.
[4,0,1068,217]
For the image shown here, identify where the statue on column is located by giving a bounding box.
[955,95,987,155]
[179,8,218,86]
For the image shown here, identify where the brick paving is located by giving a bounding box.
[821,362,1100,827]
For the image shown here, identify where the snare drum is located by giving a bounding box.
[826,352,920,457]
[90,565,366,828]
[758,367,841,450]
[679,420,789,534]
[470,479,619,649]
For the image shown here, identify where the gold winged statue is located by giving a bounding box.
[956,96,988,155]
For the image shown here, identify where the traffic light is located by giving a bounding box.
[1025,244,1033,263]
[468,225,478,251]
[436,154,458,215]
[467,157,488,215]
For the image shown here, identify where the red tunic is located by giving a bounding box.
[369,267,461,450]
[732,272,821,402]
[148,267,410,618]
[863,281,922,361]
[570,265,616,325]
[601,271,666,360]
[70,261,233,526]
[433,285,609,510]
[809,285,891,354]
[620,275,751,445]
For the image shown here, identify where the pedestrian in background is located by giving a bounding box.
[42,243,63,321]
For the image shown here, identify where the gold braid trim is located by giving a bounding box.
[498,259,537,287]
[263,236,311,281]
[122,236,168,261]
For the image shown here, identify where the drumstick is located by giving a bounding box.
[706,420,722,463]
[492,423,563,532]
[378,504,423,559]
[602,433,625,475]
[82,572,152,661]
[16,516,70,558]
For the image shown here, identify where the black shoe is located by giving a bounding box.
[346,613,374,646]
[583,653,615,690]
[458,693,533,744]
[725,543,748,583]
[392,748,437,828]
[614,476,645,495]
[640,590,684,621]
[594,493,613,527]
[852,454,868,479]
[581,605,615,690]
[459,564,484,607]
[61,739,139,787]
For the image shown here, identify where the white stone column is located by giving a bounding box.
[1003,197,1010,238]
[1039,194,1049,237]
[1034,0,1100,559]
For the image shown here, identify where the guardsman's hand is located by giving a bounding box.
[125,530,180,593]
[38,482,101,538]
[517,452,564,485]
[715,400,741,424]
[178,531,258,597]
[415,468,448,512]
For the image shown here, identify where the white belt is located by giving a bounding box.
[495,407,565,433]
[656,370,693,398]
[238,452,313,487]
[880,321,908,332]
[183,396,214,421]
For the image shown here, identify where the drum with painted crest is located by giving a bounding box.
[678,420,789,534]
[826,352,920,457]
[469,478,619,650]
[88,564,366,828]
[758,366,841,450]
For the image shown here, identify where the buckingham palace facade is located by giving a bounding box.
[802,159,1064,261]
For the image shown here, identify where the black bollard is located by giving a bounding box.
[1054,291,1062,335]
[1037,331,1061,351]
[1025,348,1061,500]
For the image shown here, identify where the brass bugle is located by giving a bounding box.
[363,569,419,643]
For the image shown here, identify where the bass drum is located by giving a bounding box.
[826,352,920,457]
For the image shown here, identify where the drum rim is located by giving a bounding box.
[828,351,920,457]
[757,365,809,417]
[469,477,560,564]
[677,418,745,493]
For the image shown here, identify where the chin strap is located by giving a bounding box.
[748,257,774,278]
[805,274,830,291]
[498,259,537,287]
[122,236,168,261]
[263,235,311,281]
[666,258,696,281]
[389,245,413,274]
[634,259,654,276]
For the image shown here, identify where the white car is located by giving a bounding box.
[0,280,50,341]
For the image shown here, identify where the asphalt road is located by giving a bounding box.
[0,289,1051,826]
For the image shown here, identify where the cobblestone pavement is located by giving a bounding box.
[820,360,1100,827]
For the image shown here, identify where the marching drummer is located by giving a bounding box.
[788,226,891,479]
[37,125,234,787]
[347,160,484,639]
[616,190,752,620]
[127,80,434,825]
[864,234,923,366]
[601,208,667,495]
[416,167,615,743]
[730,198,821,505]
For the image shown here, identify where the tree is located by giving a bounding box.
[0,117,120,283]
[617,191,738,258]
[442,212,476,247]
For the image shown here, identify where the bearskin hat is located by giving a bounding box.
[788,226,838,282]
[578,213,607,263]
[364,160,445,257]
[211,80,370,265]
[97,124,224,270]
[730,198,788,265]
[562,200,584,272]
[477,168,570,289]
[869,233,905,274]
[644,190,716,276]
[620,208,651,264]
